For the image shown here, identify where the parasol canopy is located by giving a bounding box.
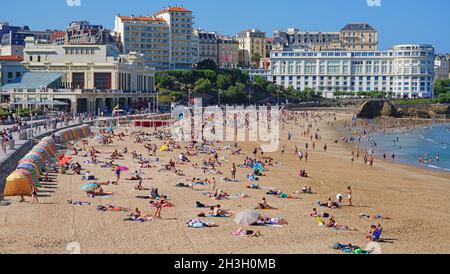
[234,210,260,226]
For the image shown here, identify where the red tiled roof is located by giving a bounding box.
[156,7,192,15]
[118,16,166,22]
[0,55,23,61]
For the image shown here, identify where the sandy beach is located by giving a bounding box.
[1,110,450,254]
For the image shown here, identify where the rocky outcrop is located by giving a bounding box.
[357,101,383,118]
[380,101,398,117]
[357,100,398,119]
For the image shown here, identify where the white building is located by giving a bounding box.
[0,37,156,113]
[269,44,435,98]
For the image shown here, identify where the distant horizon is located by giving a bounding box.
[1,0,449,53]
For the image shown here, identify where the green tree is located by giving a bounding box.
[197,59,218,71]
[251,53,262,68]
[193,78,213,93]
[217,74,232,90]
[266,84,278,95]
[253,76,268,90]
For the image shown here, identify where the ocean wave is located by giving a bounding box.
[426,164,450,172]
[420,135,441,145]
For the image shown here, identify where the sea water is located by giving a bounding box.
[362,123,450,172]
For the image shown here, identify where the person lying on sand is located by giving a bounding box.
[256,217,288,226]
[194,201,213,208]
[317,198,341,209]
[67,200,91,206]
[359,213,392,220]
[97,205,131,212]
[231,227,261,237]
[306,208,331,218]
[257,198,278,210]
[209,205,230,217]
[187,219,218,228]
[98,181,117,186]
[325,217,358,231]
[297,185,313,194]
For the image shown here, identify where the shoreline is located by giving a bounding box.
[330,119,450,176]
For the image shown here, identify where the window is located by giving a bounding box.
[94,73,112,90]
[72,73,85,89]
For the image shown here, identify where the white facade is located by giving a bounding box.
[270,44,435,98]
[2,37,156,113]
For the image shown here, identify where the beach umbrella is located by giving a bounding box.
[82,183,98,192]
[58,156,72,166]
[234,210,260,226]
[3,171,33,197]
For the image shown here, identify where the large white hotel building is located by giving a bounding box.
[269,44,435,98]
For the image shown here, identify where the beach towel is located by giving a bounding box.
[205,214,230,218]
[265,224,284,228]
[135,196,152,200]
[92,192,115,198]
[193,181,209,186]
[221,178,242,183]
[332,243,370,254]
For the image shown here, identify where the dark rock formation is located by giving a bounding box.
[357,100,398,119]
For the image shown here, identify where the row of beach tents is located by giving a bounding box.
[54,124,91,145]
[3,124,91,197]
[4,137,57,197]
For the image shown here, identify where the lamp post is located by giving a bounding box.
[188,88,191,108]
[218,90,221,106]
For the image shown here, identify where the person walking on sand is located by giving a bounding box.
[115,166,121,184]
[347,186,353,207]
[211,178,217,192]
[231,163,237,180]
[31,185,38,204]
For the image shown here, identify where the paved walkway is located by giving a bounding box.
[0,119,82,163]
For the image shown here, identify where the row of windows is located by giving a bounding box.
[65,48,96,55]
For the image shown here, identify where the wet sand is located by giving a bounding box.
[1,111,449,254]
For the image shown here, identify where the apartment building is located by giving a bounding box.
[194,29,218,63]
[115,6,194,70]
[237,29,267,68]
[273,23,378,52]
[217,36,238,68]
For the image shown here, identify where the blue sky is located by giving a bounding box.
[1,0,450,52]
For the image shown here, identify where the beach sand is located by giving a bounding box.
[1,111,449,254]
